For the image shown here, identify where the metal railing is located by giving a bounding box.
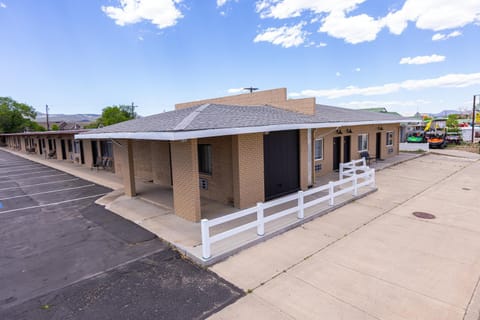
[201,161,376,260]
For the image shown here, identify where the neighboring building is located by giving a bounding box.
[73,88,409,222]
[0,130,115,171]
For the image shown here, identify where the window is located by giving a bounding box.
[198,144,212,175]
[386,131,393,146]
[74,140,80,153]
[357,134,368,152]
[100,140,113,157]
[314,138,323,160]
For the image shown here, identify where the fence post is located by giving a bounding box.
[339,163,344,180]
[201,219,211,259]
[353,174,358,196]
[297,190,304,219]
[329,181,334,206]
[370,169,376,188]
[257,202,265,236]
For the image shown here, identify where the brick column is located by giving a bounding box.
[232,133,265,209]
[56,138,63,160]
[170,139,201,222]
[299,129,308,190]
[119,139,136,197]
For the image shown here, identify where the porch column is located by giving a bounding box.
[299,129,309,190]
[170,139,201,222]
[119,139,136,197]
[232,133,264,209]
[55,138,62,160]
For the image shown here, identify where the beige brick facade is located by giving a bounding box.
[198,136,234,205]
[299,129,309,190]
[232,133,265,209]
[151,141,172,187]
[171,139,201,222]
[313,123,401,179]
[175,88,316,115]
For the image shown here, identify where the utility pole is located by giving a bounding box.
[472,95,479,143]
[131,102,135,118]
[46,104,50,131]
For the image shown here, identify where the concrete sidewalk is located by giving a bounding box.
[210,151,480,320]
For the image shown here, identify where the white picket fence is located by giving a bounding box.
[201,160,376,260]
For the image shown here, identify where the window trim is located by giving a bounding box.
[386,131,394,147]
[357,133,368,152]
[314,138,324,161]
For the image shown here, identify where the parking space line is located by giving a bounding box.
[0,166,45,174]
[0,184,96,201]
[0,173,68,184]
[0,193,108,215]
[0,178,80,191]
[0,163,36,168]
[0,169,57,178]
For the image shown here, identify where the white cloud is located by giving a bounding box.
[255,0,366,19]
[336,72,341,77]
[217,0,227,7]
[355,67,361,72]
[342,99,431,109]
[319,11,384,44]
[399,54,445,65]
[316,42,327,47]
[255,0,480,45]
[384,0,480,34]
[432,30,462,41]
[254,22,308,48]
[291,72,480,99]
[101,0,183,29]
[227,88,245,94]
[0,2,6,8]
[138,35,144,41]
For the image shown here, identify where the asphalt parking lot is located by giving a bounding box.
[0,150,243,319]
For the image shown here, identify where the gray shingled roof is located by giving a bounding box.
[83,103,405,135]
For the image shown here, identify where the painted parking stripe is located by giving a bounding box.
[0,202,2,209]
[0,178,80,191]
[0,184,96,201]
[0,166,45,174]
[0,169,57,178]
[0,163,36,168]
[0,193,107,215]
[0,173,68,184]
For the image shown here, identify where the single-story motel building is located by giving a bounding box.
[1,88,409,222]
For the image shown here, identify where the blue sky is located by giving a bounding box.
[1,0,480,116]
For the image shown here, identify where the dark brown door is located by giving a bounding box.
[343,136,351,163]
[333,137,341,170]
[376,132,381,159]
[264,130,300,200]
[60,139,67,160]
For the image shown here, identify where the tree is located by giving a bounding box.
[0,97,38,133]
[446,114,459,133]
[86,105,136,128]
[51,124,59,131]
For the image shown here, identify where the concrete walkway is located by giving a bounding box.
[210,151,480,320]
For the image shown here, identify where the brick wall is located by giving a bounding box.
[171,139,201,222]
[175,88,315,115]
[151,141,171,186]
[313,123,401,179]
[299,129,309,190]
[232,133,265,208]
[198,136,234,205]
